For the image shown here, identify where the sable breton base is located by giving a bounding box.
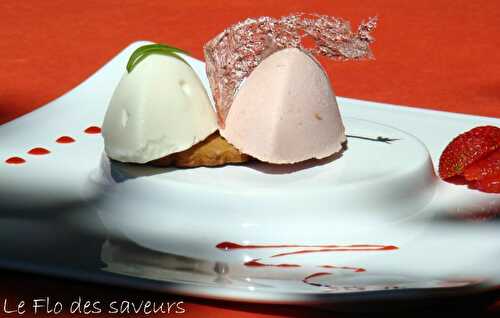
[150,132,250,168]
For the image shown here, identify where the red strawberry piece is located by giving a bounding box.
[439,126,500,179]
[464,149,500,181]
[472,175,500,193]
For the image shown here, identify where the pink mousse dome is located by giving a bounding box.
[220,48,346,164]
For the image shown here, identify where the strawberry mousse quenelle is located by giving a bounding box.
[204,13,377,164]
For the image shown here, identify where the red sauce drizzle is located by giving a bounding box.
[5,157,26,164]
[217,242,307,250]
[319,265,366,272]
[56,136,75,144]
[216,241,396,251]
[303,272,331,282]
[217,241,398,288]
[84,126,101,134]
[244,259,301,268]
[271,245,398,258]
[243,259,366,271]
[28,147,50,155]
[302,272,334,287]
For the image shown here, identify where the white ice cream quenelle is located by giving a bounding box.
[102,53,217,163]
[221,48,346,164]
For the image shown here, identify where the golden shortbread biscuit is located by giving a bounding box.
[151,132,250,168]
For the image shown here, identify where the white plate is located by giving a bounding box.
[0,41,499,308]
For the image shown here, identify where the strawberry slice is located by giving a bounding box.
[472,175,500,193]
[439,126,500,179]
[464,149,500,181]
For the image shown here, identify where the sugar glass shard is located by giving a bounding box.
[204,13,377,126]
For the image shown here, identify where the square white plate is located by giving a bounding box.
[0,42,499,308]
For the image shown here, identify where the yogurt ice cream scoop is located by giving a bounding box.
[102,52,217,164]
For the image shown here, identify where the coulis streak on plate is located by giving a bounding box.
[56,136,75,143]
[217,241,310,250]
[244,259,300,268]
[5,157,26,164]
[271,245,398,258]
[302,272,333,288]
[244,259,366,272]
[217,241,397,288]
[216,241,393,250]
[303,272,332,282]
[319,265,366,272]
[28,147,50,155]
[303,272,365,290]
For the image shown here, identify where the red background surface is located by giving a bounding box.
[1,0,499,316]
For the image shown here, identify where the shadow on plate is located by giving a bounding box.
[106,142,347,182]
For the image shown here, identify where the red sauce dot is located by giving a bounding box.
[5,157,26,164]
[56,136,75,144]
[84,126,101,134]
[28,147,50,155]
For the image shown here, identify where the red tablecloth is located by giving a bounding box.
[1,0,499,316]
